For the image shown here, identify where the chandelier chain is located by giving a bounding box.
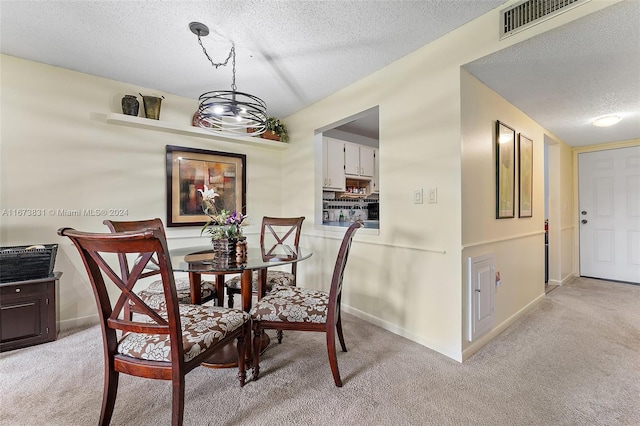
[197,33,237,91]
[231,46,237,91]
[197,32,233,67]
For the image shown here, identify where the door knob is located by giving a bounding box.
[581,219,588,224]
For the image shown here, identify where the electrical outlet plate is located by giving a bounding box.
[414,189,423,204]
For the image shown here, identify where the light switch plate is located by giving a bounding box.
[428,188,437,204]
[414,189,423,204]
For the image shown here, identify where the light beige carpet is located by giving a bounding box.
[1,277,638,426]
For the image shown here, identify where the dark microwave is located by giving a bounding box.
[368,202,379,220]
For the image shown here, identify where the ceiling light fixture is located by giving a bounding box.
[189,22,267,137]
[591,114,622,127]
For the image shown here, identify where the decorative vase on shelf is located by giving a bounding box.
[140,93,164,120]
[192,111,219,129]
[261,130,280,141]
[121,95,139,116]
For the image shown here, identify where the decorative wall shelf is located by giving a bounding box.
[100,113,288,150]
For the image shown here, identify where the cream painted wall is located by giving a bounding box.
[283,35,467,360]
[0,55,286,329]
[545,136,561,285]
[272,2,607,360]
[279,0,617,362]
[559,139,576,283]
[460,69,559,359]
[541,135,576,286]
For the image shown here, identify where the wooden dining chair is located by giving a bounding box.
[58,226,249,426]
[104,219,217,318]
[225,216,305,308]
[250,221,361,387]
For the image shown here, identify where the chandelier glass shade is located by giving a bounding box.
[190,22,267,137]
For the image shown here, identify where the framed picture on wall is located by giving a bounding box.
[518,133,533,218]
[166,145,246,227]
[495,120,515,219]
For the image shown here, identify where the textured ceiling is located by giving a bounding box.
[1,0,638,147]
[0,0,502,118]
[464,0,640,147]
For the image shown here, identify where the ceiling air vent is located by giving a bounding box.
[500,0,590,39]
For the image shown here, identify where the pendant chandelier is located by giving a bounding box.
[189,22,267,137]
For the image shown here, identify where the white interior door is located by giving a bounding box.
[578,146,640,283]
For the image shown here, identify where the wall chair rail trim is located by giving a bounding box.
[462,230,545,250]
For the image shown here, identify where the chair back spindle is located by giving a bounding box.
[103,218,166,281]
[59,228,183,354]
[260,216,305,284]
[226,216,305,309]
[327,221,360,326]
[104,218,219,312]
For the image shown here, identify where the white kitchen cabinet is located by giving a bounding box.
[323,137,345,191]
[344,143,359,176]
[360,146,375,177]
[344,142,374,178]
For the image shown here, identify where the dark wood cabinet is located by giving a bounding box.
[0,272,61,352]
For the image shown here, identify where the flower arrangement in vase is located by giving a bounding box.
[198,185,248,254]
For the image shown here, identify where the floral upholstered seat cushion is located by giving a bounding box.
[117,305,249,362]
[250,286,329,324]
[136,277,216,310]
[226,270,295,292]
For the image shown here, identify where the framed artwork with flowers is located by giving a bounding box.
[165,145,246,227]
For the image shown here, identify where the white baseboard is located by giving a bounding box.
[342,304,462,362]
[561,273,575,285]
[461,292,545,361]
[547,273,575,287]
[58,314,98,332]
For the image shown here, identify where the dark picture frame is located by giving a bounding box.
[166,145,246,227]
[518,133,533,218]
[495,120,516,219]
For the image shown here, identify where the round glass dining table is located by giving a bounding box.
[165,244,312,367]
